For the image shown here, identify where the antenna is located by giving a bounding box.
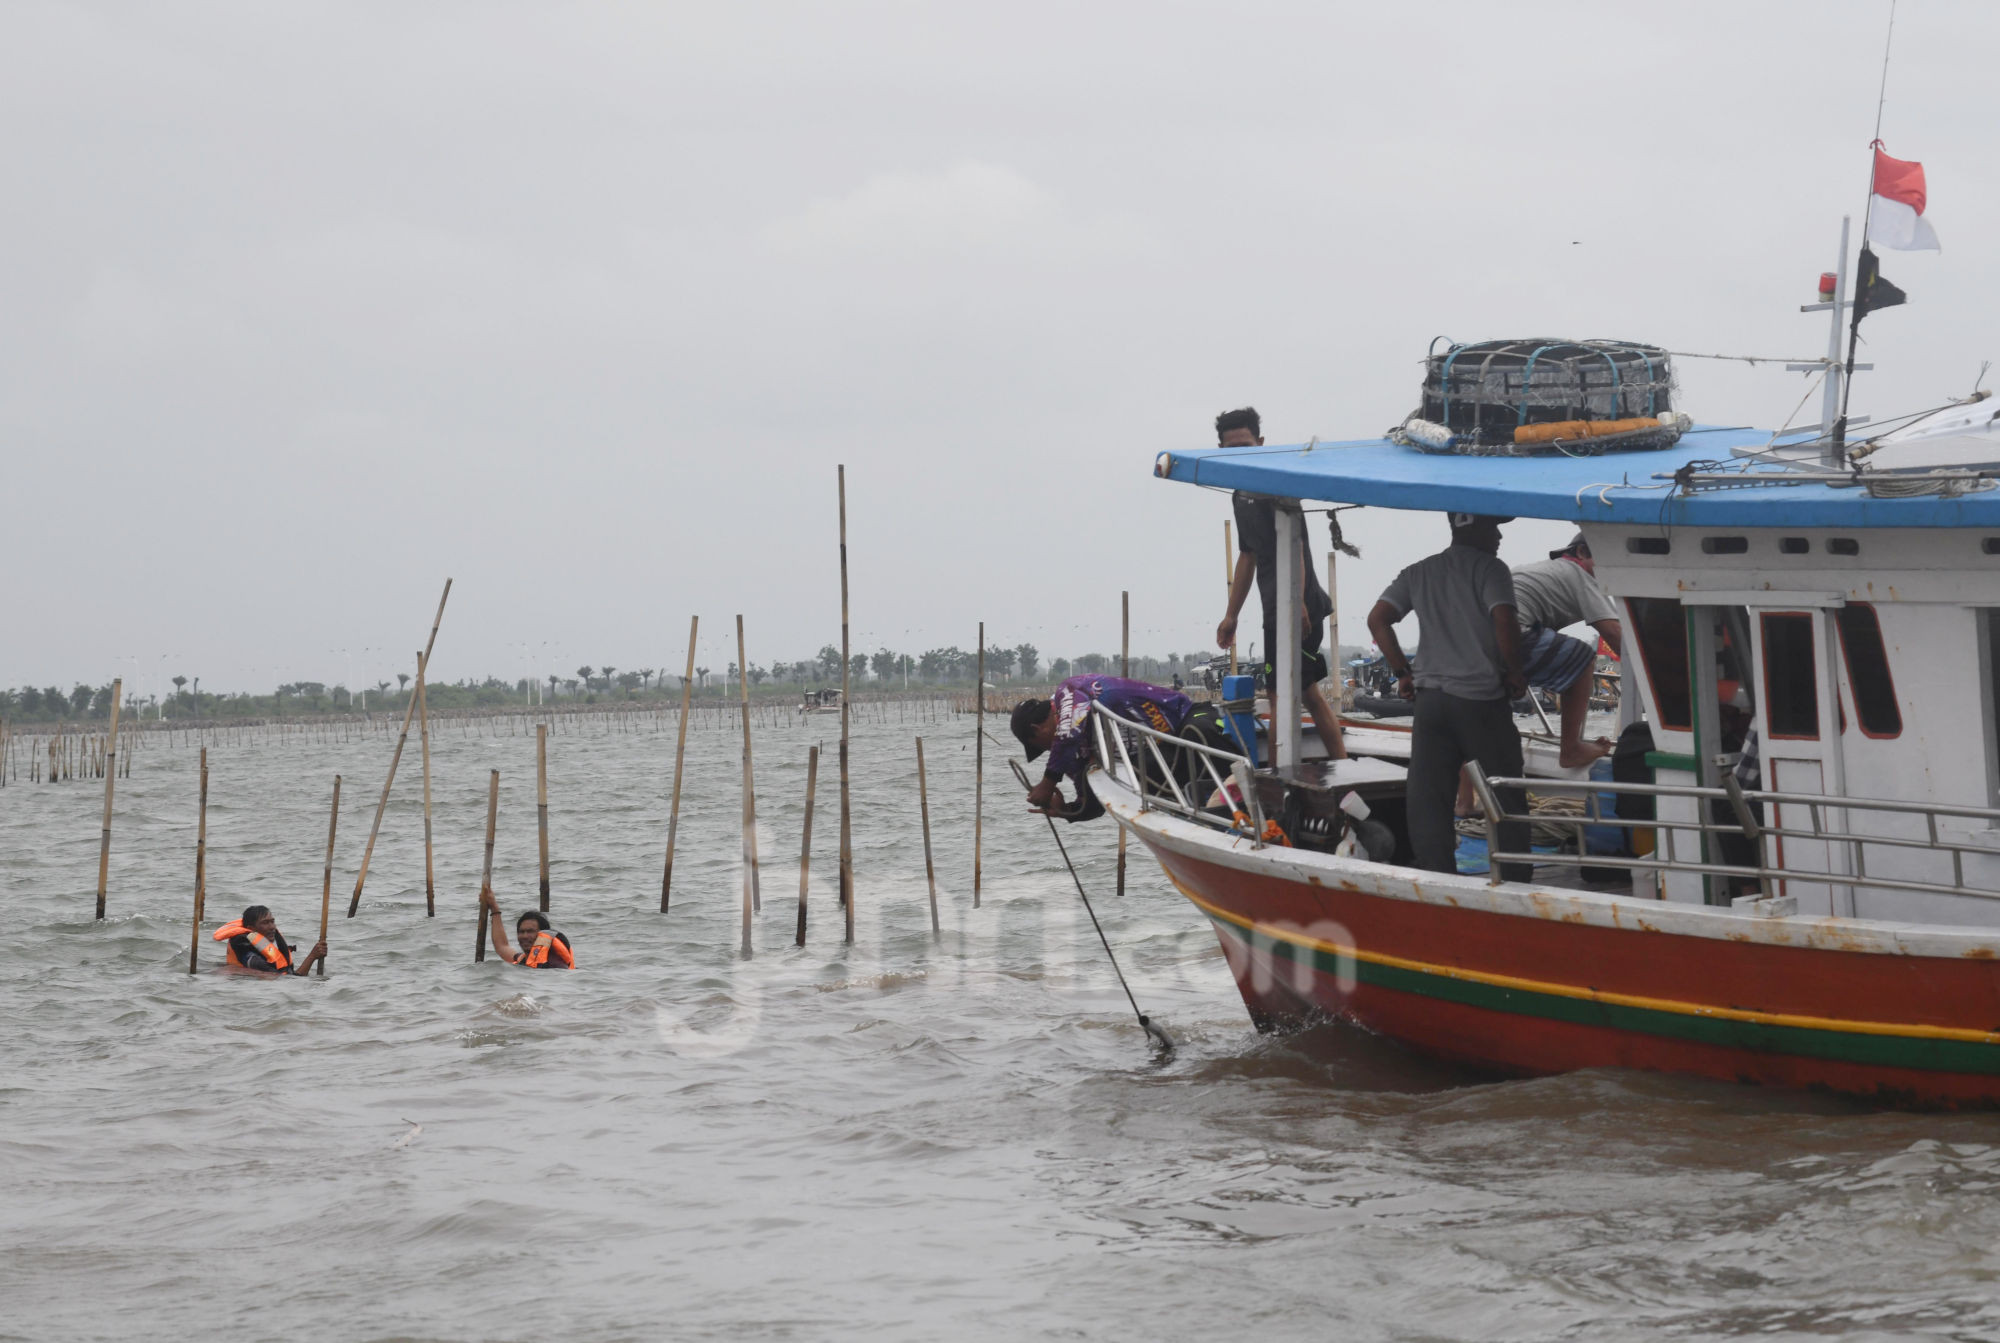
[1834,0,1901,454]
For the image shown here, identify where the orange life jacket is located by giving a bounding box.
[514,930,574,969]
[212,920,291,972]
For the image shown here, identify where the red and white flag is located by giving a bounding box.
[1867,142,1940,251]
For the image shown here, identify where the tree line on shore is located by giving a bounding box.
[0,643,1224,723]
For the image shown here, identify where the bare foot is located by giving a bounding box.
[1558,737,1615,770]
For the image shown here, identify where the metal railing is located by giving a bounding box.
[1086,704,1262,841]
[1465,762,2000,904]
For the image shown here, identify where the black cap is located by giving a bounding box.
[1550,532,1589,560]
[1010,699,1053,760]
[1448,512,1514,530]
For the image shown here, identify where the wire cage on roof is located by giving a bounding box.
[1420,339,1676,440]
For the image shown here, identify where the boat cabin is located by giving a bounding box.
[1152,419,2000,930]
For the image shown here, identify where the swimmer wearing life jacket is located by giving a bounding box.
[478,890,575,969]
[210,904,327,975]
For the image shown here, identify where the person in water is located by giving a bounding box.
[478,890,575,968]
[211,904,327,975]
[1012,673,1224,820]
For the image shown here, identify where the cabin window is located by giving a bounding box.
[1627,597,1691,731]
[1827,537,1861,556]
[1780,537,1810,555]
[1701,536,1748,555]
[1985,538,2000,556]
[1627,537,1671,556]
[1833,604,1901,738]
[1762,613,1820,740]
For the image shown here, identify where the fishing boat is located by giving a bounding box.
[800,688,843,715]
[1095,245,2000,1107]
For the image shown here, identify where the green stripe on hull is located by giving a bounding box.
[1211,916,2000,1077]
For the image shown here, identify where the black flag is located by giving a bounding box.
[1854,245,1908,320]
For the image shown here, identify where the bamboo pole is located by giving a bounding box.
[796,744,817,947]
[661,615,698,913]
[1118,594,1129,897]
[917,736,939,939]
[187,748,209,974]
[973,623,984,908]
[1327,548,1340,680]
[417,651,436,917]
[474,768,498,962]
[317,774,342,976]
[94,678,123,919]
[838,465,854,944]
[537,723,550,913]
[348,578,452,917]
[1224,520,1237,675]
[738,615,762,916]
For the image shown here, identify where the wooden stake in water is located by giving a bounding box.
[94,678,123,919]
[973,624,984,909]
[349,578,452,917]
[417,651,436,917]
[917,736,939,939]
[537,723,550,913]
[661,614,698,913]
[838,465,854,944]
[796,744,817,947]
[187,748,209,975]
[317,774,341,976]
[1118,593,1129,897]
[474,768,498,962]
[737,614,762,917]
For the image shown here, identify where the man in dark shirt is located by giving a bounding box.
[1211,407,1346,760]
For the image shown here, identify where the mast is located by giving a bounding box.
[1832,0,1901,456]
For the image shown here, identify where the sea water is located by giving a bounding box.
[5,712,2000,1342]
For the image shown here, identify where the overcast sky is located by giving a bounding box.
[5,1,1995,698]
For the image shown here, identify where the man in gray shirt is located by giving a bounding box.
[1366,514,1531,879]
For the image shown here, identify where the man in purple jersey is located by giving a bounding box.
[1011,674,1199,820]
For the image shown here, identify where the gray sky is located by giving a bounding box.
[6,1,1995,698]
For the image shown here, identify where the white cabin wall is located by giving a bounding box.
[1583,522,2000,923]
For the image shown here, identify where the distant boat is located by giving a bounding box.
[800,688,843,715]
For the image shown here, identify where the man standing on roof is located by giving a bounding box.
[1366,513,1533,880]
[1212,407,1347,761]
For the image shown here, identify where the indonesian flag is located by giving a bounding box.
[1868,142,1940,251]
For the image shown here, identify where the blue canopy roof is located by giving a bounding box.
[1155,426,2000,529]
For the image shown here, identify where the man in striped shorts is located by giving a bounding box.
[1512,534,1623,769]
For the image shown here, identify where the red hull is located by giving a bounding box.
[1148,837,2000,1109]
